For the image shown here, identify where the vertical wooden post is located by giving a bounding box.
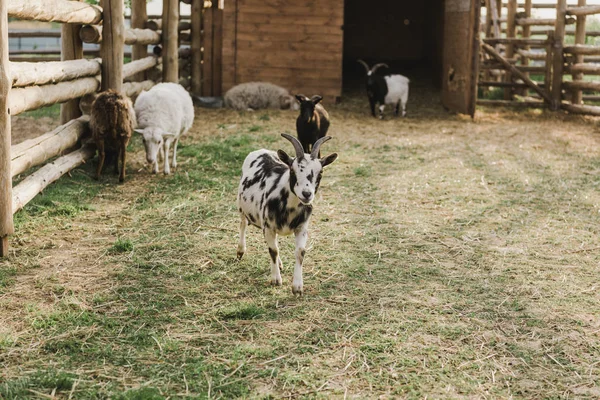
[162,0,179,83]
[545,30,555,97]
[572,0,586,105]
[519,0,532,96]
[212,6,223,96]
[131,0,148,81]
[191,0,202,94]
[100,0,124,92]
[504,0,517,100]
[489,0,500,39]
[60,0,84,124]
[201,7,213,96]
[0,0,14,257]
[552,0,567,110]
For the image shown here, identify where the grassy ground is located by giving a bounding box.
[1,88,600,399]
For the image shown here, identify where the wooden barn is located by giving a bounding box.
[220,0,481,115]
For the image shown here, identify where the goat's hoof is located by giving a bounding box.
[270,277,282,286]
[236,251,244,260]
[292,284,303,296]
[378,115,384,120]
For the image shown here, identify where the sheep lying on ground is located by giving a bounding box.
[224,82,299,111]
[295,94,330,157]
[237,134,338,295]
[90,90,136,183]
[134,83,194,174]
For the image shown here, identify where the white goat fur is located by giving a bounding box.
[134,83,194,174]
[224,82,299,111]
[382,75,410,117]
[237,135,337,295]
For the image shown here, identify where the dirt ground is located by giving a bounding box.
[2,86,600,398]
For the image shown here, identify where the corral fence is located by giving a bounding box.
[478,0,600,116]
[0,0,223,256]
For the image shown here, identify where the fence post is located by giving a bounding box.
[60,0,84,124]
[162,0,179,82]
[552,0,567,110]
[131,0,148,81]
[572,0,587,104]
[191,0,202,94]
[0,0,14,257]
[504,0,517,100]
[100,0,124,91]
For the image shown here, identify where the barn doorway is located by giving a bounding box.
[342,0,480,116]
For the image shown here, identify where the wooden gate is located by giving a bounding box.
[478,0,600,116]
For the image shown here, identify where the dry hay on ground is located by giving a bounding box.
[1,90,600,398]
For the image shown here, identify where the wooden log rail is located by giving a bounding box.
[80,25,161,45]
[501,2,557,8]
[565,63,600,74]
[516,18,575,26]
[566,5,600,16]
[1,0,13,256]
[10,77,100,115]
[563,80,600,91]
[12,144,96,214]
[483,37,549,47]
[564,45,600,55]
[122,56,160,79]
[11,116,89,178]
[9,29,61,38]
[8,0,102,24]
[145,19,191,31]
[10,59,101,87]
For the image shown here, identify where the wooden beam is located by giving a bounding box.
[564,45,600,55]
[162,0,179,82]
[561,102,600,116]
[12,145,96,214]
[552,0,567,110]
[0,0,14,255]
[80,25,161,46]
[566,5,600,17]
[505,0,517,100]
[572,0,587,105]
[122,55,160,79]
[131,0,148,81]
[9,77,100,116]
[191,0,202,95]
[7,0,102,24]
[565,62,600,74]
[61,0,84,124]
[100,0,123,92]
[10,58,101,87]
[11,116,89,178]
[483,37,549,46]
[8,29,61,38]
[477,99,546,107]
[481,42,552,104]
[202,8,213,96]
[563,80,600,91]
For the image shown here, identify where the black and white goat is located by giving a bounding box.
[237,134,338,295]
[357,59,410,120]
[295,94,330,157]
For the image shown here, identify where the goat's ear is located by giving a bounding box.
[277,149,294,167]
[311,95,323,105]
[133,128,146,135]
[320,153,338,168]
[295,94,307,103]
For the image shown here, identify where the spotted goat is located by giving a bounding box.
[237,134,338,295]
[358,59,410,119]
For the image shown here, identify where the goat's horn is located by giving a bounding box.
[311,136,332,159]
[370,63,389,73]
[357,59,370,74]
[281,133,305,159]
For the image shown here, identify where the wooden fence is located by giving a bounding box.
[0,0,223,257]
[479,0,600,116]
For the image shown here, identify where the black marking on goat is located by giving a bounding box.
[265,171,285,199]
[314,171,323,193]
[242,174,262,191]
[268,248,278,263]
[248,214,256,223]
[250,195,254,202]
[300,249,306,258]
[267,189,290,229]
[306,171,314,183]
[242,195,248,202]
[290,206,312,230]
[238,207,242,212]
[289,169,297,192]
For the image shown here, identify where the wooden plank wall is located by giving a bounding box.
[222,0,344,101]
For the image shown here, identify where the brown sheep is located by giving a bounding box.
[90,90,136,183]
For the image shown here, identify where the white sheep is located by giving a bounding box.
[134,83,194,174]
[224,82,299,111]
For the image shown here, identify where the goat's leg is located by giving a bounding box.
[264,229,282,286]
[401,90,408,117]
[369,98,376,117]
[163,140,171,175]
[395,102,400,117]
[119,141,127,183]
[292,228,308,296]
[171,137,179,169]
[378,104,385,120]
[95,141,105,180]
[237,214,247,259]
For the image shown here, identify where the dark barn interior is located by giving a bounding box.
[342,0,446,93]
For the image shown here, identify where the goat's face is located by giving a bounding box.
[277,151,338,205]
[295,94,323,122]
[135,127,164,165]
